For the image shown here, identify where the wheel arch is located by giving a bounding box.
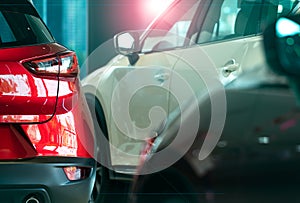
[84,93,108,138]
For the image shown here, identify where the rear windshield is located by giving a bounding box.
[0,4,54,48]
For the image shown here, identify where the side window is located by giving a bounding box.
[197,0,296,44]
[142,0,199,52]
[0,10,54,48]
[217,0,239,39]
[197,0,240,43]
[169,21,191,40]
[0,12,16,43]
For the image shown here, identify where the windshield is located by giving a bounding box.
[141,0,200,52]
[0,6,54,48]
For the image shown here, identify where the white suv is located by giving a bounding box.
[82,0,299,200]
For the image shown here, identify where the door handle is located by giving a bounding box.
[154,72,170,83]
[222,59,239,77]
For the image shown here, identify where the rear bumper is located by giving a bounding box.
[0,157,96,203]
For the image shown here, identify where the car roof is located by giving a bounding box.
[0,0,37,16]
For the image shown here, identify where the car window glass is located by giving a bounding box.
[0,12,16,43]
[26,14,53,43]
[141,0,200,52]
[0,10,54,48]
[197,0,259,43]
[197,0,297,44]
[169,20,192,40]
[197,0,234,43]
[216,0,239,39]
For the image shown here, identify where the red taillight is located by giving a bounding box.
[59,52,79,76]
[23,51,79,77]
[63,166,92,181]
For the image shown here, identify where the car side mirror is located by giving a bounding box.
[114,31,141,65]
[263,14,300,105]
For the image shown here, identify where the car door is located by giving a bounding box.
[135,0,264,162]
[168,0,295,154]
[174,0,281,87]
[197,0,295,84]
[101,46,180,168]
[165,0,263,160]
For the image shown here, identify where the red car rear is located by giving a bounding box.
[0,1,96,202]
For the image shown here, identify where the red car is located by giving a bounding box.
[0,1,96,202]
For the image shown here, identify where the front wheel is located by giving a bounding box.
[86,96,131,203]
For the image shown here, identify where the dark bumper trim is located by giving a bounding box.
[0,157,96,203]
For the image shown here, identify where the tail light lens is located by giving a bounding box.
[63,166,92,181]
[23,51,79,77]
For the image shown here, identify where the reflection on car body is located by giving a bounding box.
[0,1,96,202]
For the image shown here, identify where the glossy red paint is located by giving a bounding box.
[0,125,37,160]
[21,87,95,158]
[0,43,94,159]
[0,43,66,61]
[0,2,96,200]
[0,43,67,123]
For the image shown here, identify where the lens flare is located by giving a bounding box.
[146,0,174,17]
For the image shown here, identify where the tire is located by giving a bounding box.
[85,95,108,203]
[85,95,131,203]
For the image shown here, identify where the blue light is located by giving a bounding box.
[276,17,300,37]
